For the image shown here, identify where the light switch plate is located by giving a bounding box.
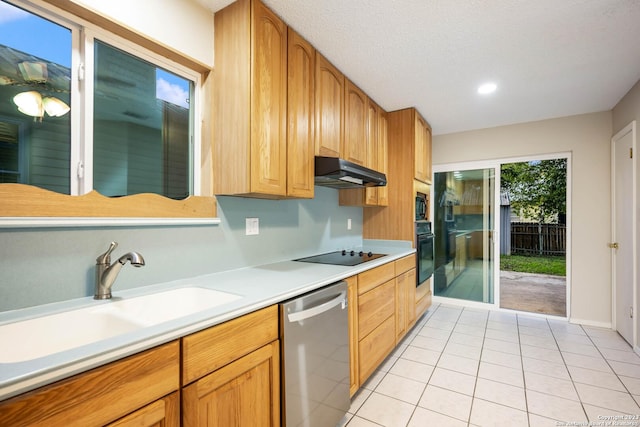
[246,217,259,235]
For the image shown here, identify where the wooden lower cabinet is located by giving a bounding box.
[349,255,425,394]
[0,341,180,427]
[182,341,280,427]
[181,305,280,427]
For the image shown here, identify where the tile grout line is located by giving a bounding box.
[467,306,490,427]
[517,312,533,427]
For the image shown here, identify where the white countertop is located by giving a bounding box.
[0,246,414,401]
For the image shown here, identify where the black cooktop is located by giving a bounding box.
[294,250,386,266]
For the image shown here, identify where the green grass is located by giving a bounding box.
[500,254,566,276]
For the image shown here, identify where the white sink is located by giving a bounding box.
[0,287,242,363]
[101,287,242,326]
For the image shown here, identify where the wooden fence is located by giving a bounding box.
[510,222,566,256]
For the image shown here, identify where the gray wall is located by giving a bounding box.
[0,187,363,312]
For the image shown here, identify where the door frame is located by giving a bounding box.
[432,153,572,319]
[432,160,500,309]
[611,121,637,348]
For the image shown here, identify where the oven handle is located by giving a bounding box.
[287,291,347,323]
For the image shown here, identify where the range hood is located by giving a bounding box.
[314,156,387,189]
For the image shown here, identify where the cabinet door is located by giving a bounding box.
[287,28,315,198]
[343,79,368,166]
[250,0,287,195]
[424,125,432,184]
[108,392,179,427]
[377,107,389,205]
[315,53,344,157]
[346,276,359,396]
[414,113,427,183]
[395,273,408,341]
[405,269,417,327]
[364,99,379,205]
[358,315,395,385]
[414,113,432,184]
[395,268,416,341]
[365,105,389,206]
[183,341,280,427]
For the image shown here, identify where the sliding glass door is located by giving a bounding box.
[433,167,497,304]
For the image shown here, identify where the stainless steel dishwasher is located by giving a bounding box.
[280,281,350,427]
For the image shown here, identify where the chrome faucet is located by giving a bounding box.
[94,242,145,299]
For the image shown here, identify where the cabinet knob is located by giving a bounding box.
[609,242,619,249]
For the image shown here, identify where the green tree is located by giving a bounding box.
[501,159,567,223]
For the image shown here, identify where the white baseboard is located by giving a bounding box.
[569,318,612,329]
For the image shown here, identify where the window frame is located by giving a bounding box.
[79,26,202,197]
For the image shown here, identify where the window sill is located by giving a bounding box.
[0,217,221,228]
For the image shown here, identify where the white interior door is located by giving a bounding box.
[612,122,636,345]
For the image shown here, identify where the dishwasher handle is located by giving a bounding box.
[287,290,347,323]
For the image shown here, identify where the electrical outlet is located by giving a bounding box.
[246,217,259,235]
[347,218,352,230]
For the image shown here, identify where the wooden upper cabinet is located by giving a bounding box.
[287,28,315,198]
[343,79,368,166]
[213,0,287,197]
[339,101,389,207]
[315,53,344,158]
[414,113,432,184]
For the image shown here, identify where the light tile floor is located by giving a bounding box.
[339,303,640,426]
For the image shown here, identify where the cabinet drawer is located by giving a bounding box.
[358,314,395,384]
[358,262,395,295]
[0,341,180,427]
[395,254,415,276]
[107,391,179,427]
[182,305,278,385]
[416,277,430,301]
[416,290,432,319]
[358,279,395,338]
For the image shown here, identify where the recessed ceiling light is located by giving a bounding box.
[477,82,497,95]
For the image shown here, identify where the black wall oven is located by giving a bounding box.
[416,221,435,287]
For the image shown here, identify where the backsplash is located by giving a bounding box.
[0,187,363,312]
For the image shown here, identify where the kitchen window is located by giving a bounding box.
[0,0,200,199]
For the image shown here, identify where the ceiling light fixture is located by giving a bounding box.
[477,82,497,95]
[12,91,70,121]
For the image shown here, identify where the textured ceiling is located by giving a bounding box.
[197,0,640,135]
